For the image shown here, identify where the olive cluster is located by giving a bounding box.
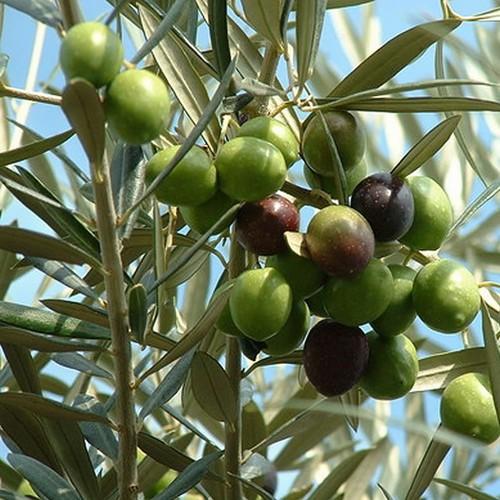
[60,22,171,144]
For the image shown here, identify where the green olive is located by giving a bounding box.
[399,176,453,250]
[238,116,299,167]
[323,258,394,326]
[370,265,416,337]
[104,69,171,145]
[360,332,418,400]
[301,110,366,176]
[60,22,123,88]
[215,137,287,202]
[412,259,480,333]
[229,268,292,341]
[440,373,500,444]
[145,146,216,206]
[263,300,310,356]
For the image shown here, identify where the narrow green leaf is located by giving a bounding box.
[110,144,146,240]
[191,351,237,424]
[241,0,284,50]
[1,344,41,394]
[296,0,327,90]
[40,299,109,329]
[0,459,23,490]
[128,283,148,345]
[73,395,119,461]
[208,0,232,77]
[140,6,220,152]
[330,20,461,96]
[153,451,224,500]
[0,226,98,266]
[0,392,112,424]
[52,352,113,380]
[7,454,80,500]
[139,348,195,421]
[447,180,500,238]
[139,282,233,381]
[26,257,101,301]
[44,420,99,500]
[309,449,372,499]
[392,115,461,178]
[137,432,192,472]
[131,0,184,64]
[404,430,451,500]
[0,168,100,260]
[0,0,63,27]
[0,406,62,473]
[480,292,500,422]
[61,79,105,164]
[433,478,497,500]
[412,347,488,392]
[0,491,30,500]
[243,351,303,377]
[0,129,73,167]
[336,96,500,112]
[0,301,110,340]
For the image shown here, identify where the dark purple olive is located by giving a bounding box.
[236,195,299,255]
[303,319,369,397]
[350,172,414,241]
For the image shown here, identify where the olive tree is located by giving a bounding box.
[0,1,498,499]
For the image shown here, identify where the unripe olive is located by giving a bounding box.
[412,259,480,333]
[323,258,394,326]
[238,116,299,167]
[104,69,171,144]
[60,22,123,88]
[360,332,418,400]
[440,373,500,444]
[229,268,292,341]
[145,145,216,206]
[370,265,417,337]
[215,137,287,202]
[301,110,366,175]
[399,176,453,250]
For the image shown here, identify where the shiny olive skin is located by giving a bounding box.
[360,332,418,400]
[236,195,299,255]
[238,116,299,167]
[350,172,415,241]
[60,22,123,88]
[104,69,171,144]
[303,320,369,397]
[370,265,417,337]
[323,258,394,326]
[399,176,453,250]
[263,300,310,356]
[305,205,375,277]
[440,373,500,444]
[229,268,292,341]
[215,137,287,201]
[145,145,216,206]
[179,190,237,235]
[303,159,367,198]
[412,259,480,333]
[266,250,326,299]
[301,110,366,175]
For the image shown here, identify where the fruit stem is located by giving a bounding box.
[479,281,500,289]
[0,83,62,106]
[224,235,245,500]
[58,0,84,30]
[281,180,332,209]
[91,154,138,500]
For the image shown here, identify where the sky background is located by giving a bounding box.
[0,1,499,498]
